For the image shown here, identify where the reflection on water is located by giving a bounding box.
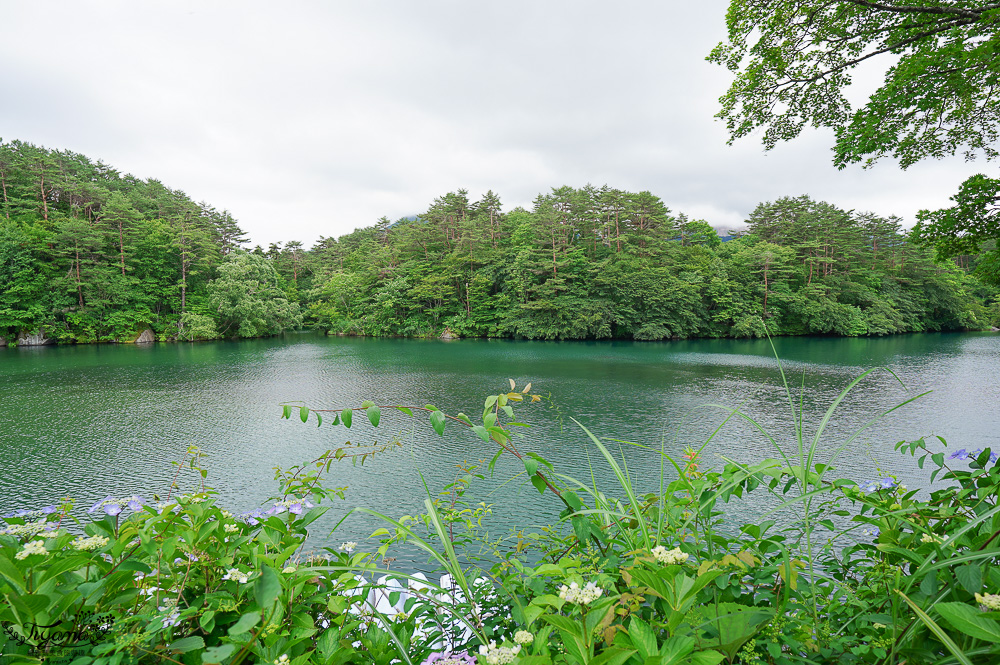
[1,331,998,569]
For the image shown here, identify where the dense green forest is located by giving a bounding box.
[0,139,996,344]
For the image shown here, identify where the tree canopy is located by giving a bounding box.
[709,1,1000,281]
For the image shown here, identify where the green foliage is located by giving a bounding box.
[708,1,1000,284]
[208,253,302,339]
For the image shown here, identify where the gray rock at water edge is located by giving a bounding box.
[0,336,6,347]
[440,329,459,340]
[134,328,155,344]
[17,330,55,346]
[991,326,1000,332]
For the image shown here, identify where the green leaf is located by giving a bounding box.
[228,611,261,636]
[360,400,375,408]
[169,636,205,653]
[531,474,547,494]
[897,591,974,665]
[282,405,291,419]
[590,647,636,665]
[525,458,539,476]
[430,410,446,436]
[366,405,380,427]
[956,564,983,594]
[472,425,490,442]
[202,644,236,664]
[342,408,353,428]
[316,413,322,427]
[688,651,726,665]
[937,602,1000,643]
[254,565,281,609]
[394,406,413,417]
[628,616,657,661]
[299,406,309,423]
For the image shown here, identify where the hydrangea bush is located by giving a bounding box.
[3,382,1000,664]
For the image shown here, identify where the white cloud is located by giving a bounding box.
[0,1,985,247]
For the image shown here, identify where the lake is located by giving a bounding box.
[2,332,998,568]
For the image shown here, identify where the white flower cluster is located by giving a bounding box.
[282,565,297,574]
[273,654,290,665]
[514,630,534,645]
[338,542,357,553]
[39,530,62,538]
[15,540,47,559]
[71,535,110,551]
[976,593,1000,611]
[558,581,603,605]
[224,524,240,533]
[920,533,941,544]
[478,641,521,665]
[1,521,48,538]
[651,546,688,565]
[222,568,251,583]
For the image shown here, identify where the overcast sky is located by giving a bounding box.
[0,1,987,247]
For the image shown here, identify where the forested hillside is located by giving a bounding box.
[1,140,996,344]
[300,189,998,339]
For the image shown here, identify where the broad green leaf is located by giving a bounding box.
[525,458,539,476]
[394,406,413,417]
[472,425,490,442]
[628,616,657,661]
[937,602,1000,643]
[282,405,291,419]
[169,636,205,653]
[360,400,375,408]
[531,474,547,494]
[202,644,236,664]
[254,565,281,608]
[366,405,380,427]
[299,406,309,423]
[590,647,635,665]
[342,408,353,428]
[897,591,974,665]
[430,410,446,436]
[956,564,983,594]
[228,611,261,636]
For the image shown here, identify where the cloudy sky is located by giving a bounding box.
[0,1,987,247]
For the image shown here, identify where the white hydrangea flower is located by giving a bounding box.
[920,533,941,544]
[71,535,110,551]
[15,540,47,559]
[514,629,534,645]
[224,524,240,533]
[222,568,251,583]
[651,546,688,565]
[338,542,357,553]
[478,640,521,665]
[976,593,1000,612]
[273,654,290,665]
[282,565,297,574]
[1,521,47,538]
[558,581,603,605]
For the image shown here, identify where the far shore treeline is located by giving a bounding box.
[1,139,997,345]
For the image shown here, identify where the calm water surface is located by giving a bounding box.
[2,332,998,567]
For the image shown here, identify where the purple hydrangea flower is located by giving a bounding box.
[240,508,266,526]
[126,496,145,511]
[40,505,57,514]
[949,449,969,460]
[879,477,896,489]
[861,481,878,493]
[971,449,984,460]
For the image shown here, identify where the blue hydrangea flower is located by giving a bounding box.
[879,477,896,489]
[949,449,969,460]
[861,481,878,493]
